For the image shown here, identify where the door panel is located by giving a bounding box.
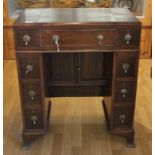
[79,53,113,83]
[48,53,76,83]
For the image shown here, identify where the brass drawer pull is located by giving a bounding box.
[25,64,33,74]
[30,115,38,125]
[52,35,60,52]
[120,114,126,124]
[23,34,31,46]
[122,63,130,74]
[121,89,128,98]
[124,33,132,45]
[28,90,36,101]
[97,34,104,45]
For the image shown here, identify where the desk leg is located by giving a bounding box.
[102,51,138,148]
[102,100,135,148]
[16,53,52,149]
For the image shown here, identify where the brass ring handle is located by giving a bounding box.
[121,89,128,98]
[25,64,33,74]
[28,90,36,101]
[120,114,126,124]
[124,33,132,45]
[122,63,130,74]
[97,34,104,45]
[23,34,31,46]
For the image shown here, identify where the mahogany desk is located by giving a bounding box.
[14,8,141,149]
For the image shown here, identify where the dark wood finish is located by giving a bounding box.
[22,83,41,105]
[119,29,141,47]
[47,85,111,97]
[24,108,43,130]
[14,8,141,148]
[16,30,39,48]
[113,107,132,129]
[14,27,141,51]
[79,53,113,82]
[18,54,40,79]
[115,52,138,78]
[40,29,118,49]
[46,53,76,83]
[114,80,136,103]
[43,52,112,97]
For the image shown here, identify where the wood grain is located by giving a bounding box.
[4,59,152,154]
[139,0,152,26]
[3,27,16,59]
[140,28,152,58]
[139,0,152,58]
[3,0,16,60]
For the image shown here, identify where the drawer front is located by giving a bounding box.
[15,30,39,48]
[24,109,43,129]
[113,107,132,129]
[22,83,41,105]
[116,53,138,77]
[114,81,136,102]
[18,54,40,79]
[15,28,140,51]
[40,29,118,49]
[119,29,140,47]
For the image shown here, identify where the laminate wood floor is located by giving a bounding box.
[3,59,152,155]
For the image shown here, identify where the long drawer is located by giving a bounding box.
[40,29,118,48]
[15,28,140,51]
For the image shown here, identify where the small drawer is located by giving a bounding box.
[119,29,140,47]
[22,83,41,105]
[113,107,132,129]
[24,109,43,129]
[18,54,40,79]
[114,81,136,102]
[40,29,118,50]
[15,30,39,48]
[115,53,138,77]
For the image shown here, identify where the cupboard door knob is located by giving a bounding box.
[97,34,104,45]
[120,114,126,124]
[52,35,60,52]
[25,64,33,74]
[124,33,132,45]
[122,63,130,74]
[121,89,128,98]
[28,90,36,101]
[23,34,31,46]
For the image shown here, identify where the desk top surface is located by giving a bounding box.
[15,8,140,26]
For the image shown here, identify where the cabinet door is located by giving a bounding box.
[47,53,76,84]
[79,53,112,84]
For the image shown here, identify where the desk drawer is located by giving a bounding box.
[18,54,40,79]
[24,109,43,129]
[15,30,39,48]
[40,29,118,49]
[114,80,136,102]
[113,107,132,129]
[119,29,141,47]
[115,53,138,77]
[22,83,41,105]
